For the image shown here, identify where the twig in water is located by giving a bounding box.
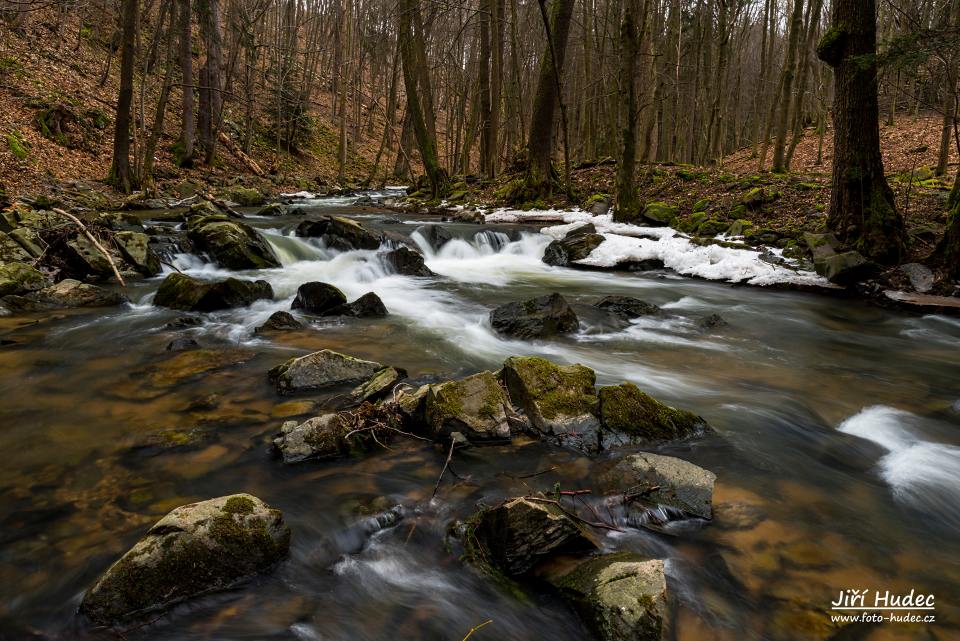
[524,496,624,532]
[52,208,126,287]
[460,619,493,641]
[517,465,557,479]
[433,439,456,498]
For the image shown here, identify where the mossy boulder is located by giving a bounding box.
[0,230,32,263]
[802,232,840,260]
[269,349,384,395]
[295,215,382,251]
[640,202,678,226]
[228,186,266,207]
[594,295,663,319]
[469,497,596,576]
[692,198,711,213]
[741,187,766,209]
[543,233,606,266]
[186,215,281,270]
[424,370,513,442]
[599,452,716,519]
[501,356,600,450]
[1,278,125,312]
[544,552,667,641]
[0,261,47,296]
[349,366,405,403]
[725,219,754,237]
[675,211,706,234]
[273,414,354,463]
[78,494,289,626]
[8,227,43,258]
[255,202,288,216]
[291,281,347,314]
[585,194,612,216]
[113,231,161,275]
[154,273,273,312]
[489,292,579,340]
[598,382,709,444]
[696,218,728,237]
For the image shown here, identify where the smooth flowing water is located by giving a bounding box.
[1,193,959,640]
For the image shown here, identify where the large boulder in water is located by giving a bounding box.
[594,296,663,319]
[413,224,453,252]
[598,382,709,444]
[269,349,384,395]
[291,281,347,314]
[468,497,596,576]
[544,552,667,641]
[599,452,716,519]
[542,232,606,266]
[78,494,289,626]
[113,231,161,276]
[379,246,434,276]
[186,214,280,269]
[1,278,125,312]
[154,273,273,312]
[489,293,579,339]
[424,371,513,443]
[255,310,303,333]
[501,356,601,452]
[274,414,351,463]
[329,292,388,318]
[295,215,381,251]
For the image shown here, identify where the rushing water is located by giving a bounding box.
[1,193,960,640]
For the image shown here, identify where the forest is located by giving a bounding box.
[1,0,960,639]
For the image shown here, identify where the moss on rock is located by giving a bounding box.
[598,382,707,442]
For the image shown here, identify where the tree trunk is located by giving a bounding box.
[479,0,493,176]
[930,169,960,278]
[525,0,575,198]
[817,0,905,264]
[201,0,223,164]
[109,0,138,193]
[772,0,805,172]
[615,0,640,220]
[178,0,195,166]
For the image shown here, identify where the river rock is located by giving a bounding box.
[274,414,351,463]
[469,497,595,576]
[78,494,290,626]
[0,230,32,263]
[154,273,273,312]
[97,211,145,232]
[329,292,388,318]
[1,278,126,311]
[186,214,281,269]
[594,295,663,319]
[545,552,667,641]
[8,227,43,258]
[489,293,579,339]
[350,366,405,403]
[291,281,347,314]
[814,250,879,285]
[379,246,434,276]
[501,356,601,451]
[255,311,303,332]
[601,452,716,519]
[65,234,126,279]
[586,197,612,216]
[802,232,840,260]
[543,233,606,266]
[256,202,289,216]
[698,313,728,331]
[295,216,382,251]
[413,224,453,252]
[598,382,709,444]
[228,186,266,206]
[0,261,47,296]
[166,337,199,351]
[641,202,678,226]
[269,349,384,395]
[424,371,513,442]
[899,263,934,293]
[113,231,161,275]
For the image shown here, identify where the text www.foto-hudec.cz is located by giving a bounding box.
[830,589,936,624]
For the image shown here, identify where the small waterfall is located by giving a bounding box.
[473,230,511,253]
[261,230,338,265]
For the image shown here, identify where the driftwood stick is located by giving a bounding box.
[460,619,493,641]
[432,439,456,498]
[52,208,126,287]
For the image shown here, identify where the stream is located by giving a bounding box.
[1,191,959,640]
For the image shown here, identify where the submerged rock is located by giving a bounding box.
[598,382,709,444]
[291,281,347,314]
[542,232,605,267]
[186,214,281,270]
[544,552,667,641]
[79,494,289,626]
[501,356,600,451]
[697,313,728,331]
[379,246,434,276]
[594,295,663,319]
[469,497,595,576]
[601,452,716,519]
[1,278,126,312]
[295,215,382,251]
[413,224,453,252]
[255,310,304,332]
[424,370,513,442]
[154,273,273,312]
[329,292,388,318]
[489,292,580,339]
[269,349,384,395]
[0,261,47,296]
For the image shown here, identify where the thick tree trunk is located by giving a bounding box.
[771,0,805,173]
[109,0,138,193]
[177,0,194,166]
[818,0,905,264]
[525,0,575,198]
[202,0,223,164]
[615,0,640,220]
[479,0,493,177]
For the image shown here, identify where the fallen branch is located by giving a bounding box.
[201,193,245,219]
[524,496,624,532]
[51,208,126,287]
[460,619,493,641]
[218,131,265,176]
[432,438,456,498]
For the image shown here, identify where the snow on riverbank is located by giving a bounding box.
[485,208,829,287]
